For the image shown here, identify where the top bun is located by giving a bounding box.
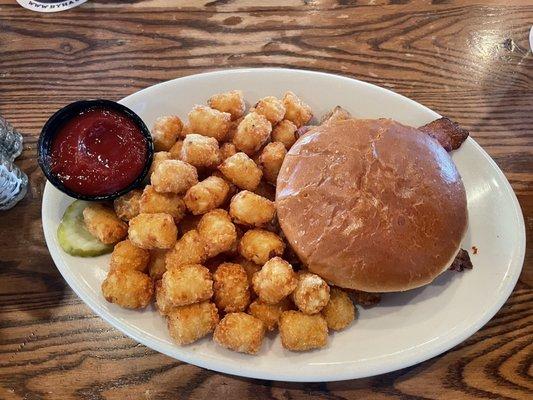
[276,118,467,292]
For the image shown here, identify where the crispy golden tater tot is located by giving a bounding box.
[233,257,262,286]
[258,142,287,184]
[226,117,242,142]
[232,112,272,155]
[139,185,186,223]
[253,96,286,125]
[218,152,263,191]
[101,270,153,309]
[128,213,177,250]
[181,123,192,138]
[322,287,356,331]
[184,176,230,215]
[109,239,150,273]
[167,301,219,345]
[197,209,237,258]
[161,264,213,306]
[292,272,330,315]
[148,151,171,176]
[166,230,207,269]
[213,263,250,312]
[180,134,220,169]
[169,140,183,159]
[83,203,128,245]
[219,142,237,161]
[151,159,198,194]
[272,119,297,150]
[247,298,292,331]
[152,116,183,151]
[239,229,285,265]
[148,249,168,280]
[188,105,231,142]
[207,90,245,121]
[229,190,275,227]
[279,311,328,351]
[113,189,142,222]
[282,91,312,128]
[178,214,202,234]
[213,312,265,355]
[155,279,173,315]
[252,257,298,304]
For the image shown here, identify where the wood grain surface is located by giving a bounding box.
[0,1,532,399]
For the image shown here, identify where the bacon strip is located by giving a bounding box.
[449,249,473,272]
[419,117,470,151]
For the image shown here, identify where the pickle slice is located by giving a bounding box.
[57,200,113,257]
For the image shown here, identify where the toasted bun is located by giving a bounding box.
[276,119,467,292]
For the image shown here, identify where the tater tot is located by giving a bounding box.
[292,272,330,315]
[282,91,313,127]
[128,213,177,250]
[181,123,192,137]
[197,209,237,258]
[232,112,272,155]
[272,119,297,150]
[155,279,173,315]
[109,239,150,273]
[207,90,245,120]
[166,229,207,269]
[253,96,286,125]
[218,152,262,191]
[258,142,287,184]
[279,311,328,351]
[247,298,292,331]
[188,105,231,142]
[239,229,285,265]
[226,117,242,142]
[167,301,219,345]
[151,159,198,194]
[101,270,153,309]
[219,142,237,161]
[148,249,168,280]
[148,151,171,176]
[152,116,183,151]
[169,140,183,159]
[213,263,250,312]
[229,190,275,227]
[234,257,262,286]
[184,176,230,215]
[213,312,265,355]
[139,185,186,223]
[161,264,213,306]
[322,287,356,331]
[180,134,221,169]
[83,204,128,245]
[252,257,298,304]
[113,189,142,222]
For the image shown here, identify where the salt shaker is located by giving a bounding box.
[0,116,27,210]
[0,116,23,161]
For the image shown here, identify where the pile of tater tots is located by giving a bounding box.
[81,91,379,355]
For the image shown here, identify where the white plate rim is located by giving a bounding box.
[41,67,526,382]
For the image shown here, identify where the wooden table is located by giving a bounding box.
[0,1,531,398]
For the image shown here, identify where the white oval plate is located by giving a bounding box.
[42,68,526,382]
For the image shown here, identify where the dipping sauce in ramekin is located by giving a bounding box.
[38,100,153,200]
